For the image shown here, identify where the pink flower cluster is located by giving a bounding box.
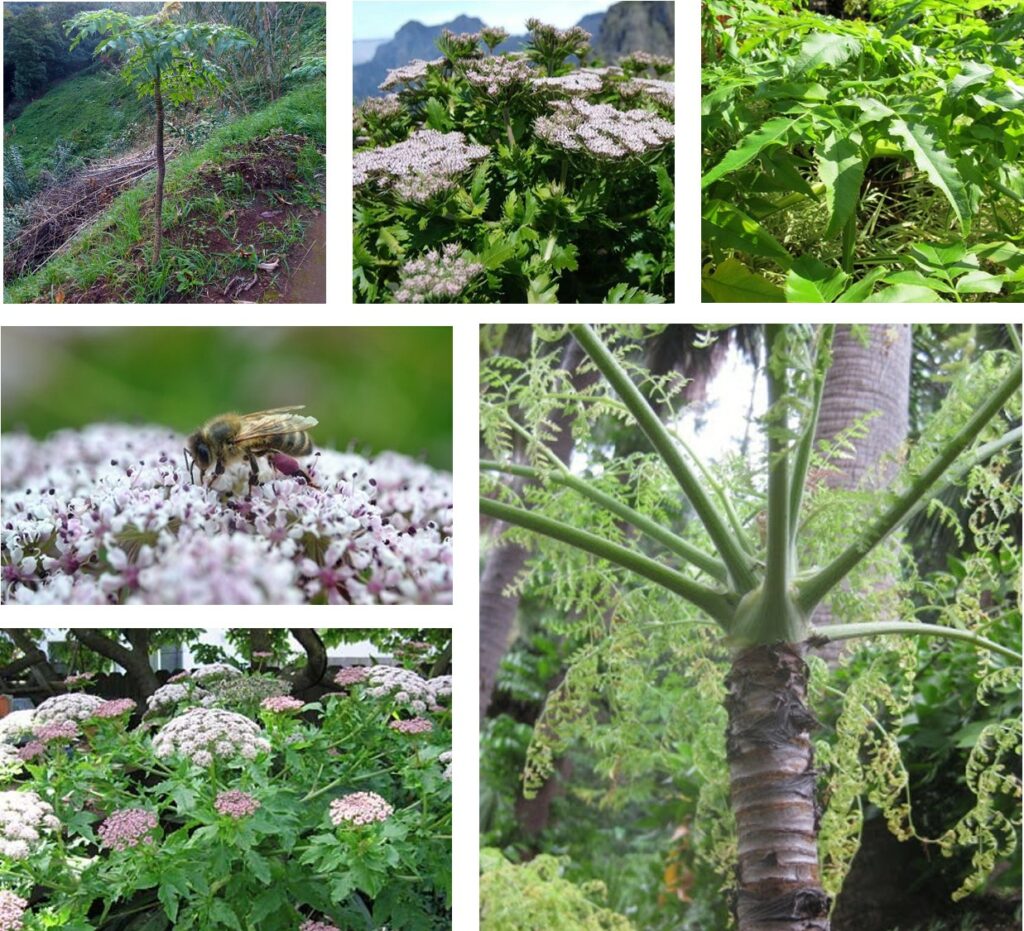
[33,721,79,743]
[389,717,433,734]
[334,666,370,687]
[63,671,95,687]
[92,698,137,719]
[260,695,304,713]
[1,426,453,606]
[0,890,27,931]
[214,790,260,819]
[97,808,158,852]
[16,742,45,762]
[394,243,484,303]
[329,792,393,827]
[353,129,490,204]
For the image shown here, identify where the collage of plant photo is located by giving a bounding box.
[2,2,1023,931]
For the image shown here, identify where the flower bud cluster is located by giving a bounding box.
[464,56,535,99]
[92,698,137,719]
[619,77,675,108]
[480,26,509,50]
[299,920,340,931]
[32,721,78,743]
[534,98,674,158]
[147,682,210,715]
[364,666,451,712]
[152,708,271,766]
[214,789,260,819]
[329,791,393,826]
[0,790,59,860]
[394,243,484,303]
[389,717,433,734]
[63,672,95,688]
[379,58,444,91]
[33,693,104,727]
[359,94,403,120]
[98,808,158,852]
[260,695,304,713]
[15,743,44,762]
[439,750,452,781]
[188,663,242,685]
[0,889,27,931]
[354,129,490,204]
[334,666,370,687]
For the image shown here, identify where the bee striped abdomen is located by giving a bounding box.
[277,431,313,456]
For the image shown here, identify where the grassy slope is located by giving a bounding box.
[5,69,150,183]
[5,79,326,304]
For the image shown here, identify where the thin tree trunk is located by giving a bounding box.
[726,643,830,931]
[153,67,165,265]
[291,628,327,689]
[1,629,60,685]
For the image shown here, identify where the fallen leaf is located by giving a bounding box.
[258,259,280,271]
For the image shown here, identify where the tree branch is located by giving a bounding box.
[569,324,757,593]
[481,496,735,627]
[291,628,327,689]
[808,621,1022,664]
[482,459,728,582]
[70,629,160,696]
[797,359,1022,613]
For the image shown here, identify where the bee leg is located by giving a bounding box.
[247,453,261,486]
[208,459,225,487]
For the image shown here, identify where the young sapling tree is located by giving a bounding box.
[65,2,253,264]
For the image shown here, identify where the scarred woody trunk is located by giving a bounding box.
[726,643,831,931]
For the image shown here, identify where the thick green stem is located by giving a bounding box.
[789,325,833,541]
[797,359,1022,614]
[764,326,793,601]
[153,66,165,266]
[482,459,728,581]
[570,324,758,593]
[840,212,856,273]
[481,496,735,627]
[808,621,1022,663]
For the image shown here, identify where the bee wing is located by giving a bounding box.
[233,408,318,442]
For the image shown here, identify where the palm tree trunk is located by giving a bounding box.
[726,643,830,931]
[153,66,165,265]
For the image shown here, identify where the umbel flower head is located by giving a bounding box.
[97,808,158,852]
[0,790,60,860]
[33,693,104,726]
[214,789,260,819]
[0,889,27,931]
[353,129,490,204]
[1,424,452,605]
[379,57,444,91]
[363,666,452,713]
[464,55,535,100]
[152,707,271,766]
[329,791,393,826]
[619,77,675,109]
[394,243,484,303]
[534,97,675,158]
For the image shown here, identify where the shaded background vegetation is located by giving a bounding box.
[0,327,453,470]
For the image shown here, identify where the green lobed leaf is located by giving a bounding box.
[948,61,994,98]
[784,255,849,303]
[835,266,889,301]
[702,199,794,268]
[788,32,862,75]
[702,116,802,189]
[864,283,944,302]
[816,129,866,240]
[888,119,972,233]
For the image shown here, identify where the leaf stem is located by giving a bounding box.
[809,621,1022,663]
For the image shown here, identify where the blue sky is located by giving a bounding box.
[352,1,609,40]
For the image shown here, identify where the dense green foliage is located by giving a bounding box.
[702,0,1024,302]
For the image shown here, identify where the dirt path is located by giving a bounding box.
[261,210,326,303]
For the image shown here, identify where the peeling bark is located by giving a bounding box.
[726,643,830,931]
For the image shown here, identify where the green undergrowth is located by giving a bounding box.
[4,68,150,184]
[4,79,325,304]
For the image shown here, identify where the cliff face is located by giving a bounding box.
[591,1,674,62]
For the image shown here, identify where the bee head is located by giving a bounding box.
[184,432,212,483]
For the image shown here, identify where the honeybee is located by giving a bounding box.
[184,406,318,488]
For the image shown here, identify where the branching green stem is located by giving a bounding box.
[569,324,757,593]
[482,459,728,581]
[809,621,1022,664]
[481,496,735,627]
[797,359,1022,613]
[764,326,792,602]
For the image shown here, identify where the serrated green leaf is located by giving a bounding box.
[702,258,785,302]
[948,61,994,98]
[784,256,849,302]
[788,32,862,75]
[602,283,666,303]
[882,270,955,293]
[816,130,865,240]
[955,270,1004,294]
[888,119,971,233]
[864,283,944,302]
[835,266,889,302]
[702,116,802,189]
[702,199,793,267]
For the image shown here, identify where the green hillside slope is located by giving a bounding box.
[5,68,149,183]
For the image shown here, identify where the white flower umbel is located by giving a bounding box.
[379,57,445,91]
[531,70,605,97]
[394,243,484,303]
[363,666,452,713]
[0,710,35,745]
[152,707,271,766]
[353,129,490,204]
[464,56,535,99]
[1,425,452,605]
[0,790,59,860]
[33,693,104,727]
[619,77,675,108]
[146,682,211,714]
[534,98,675,159]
